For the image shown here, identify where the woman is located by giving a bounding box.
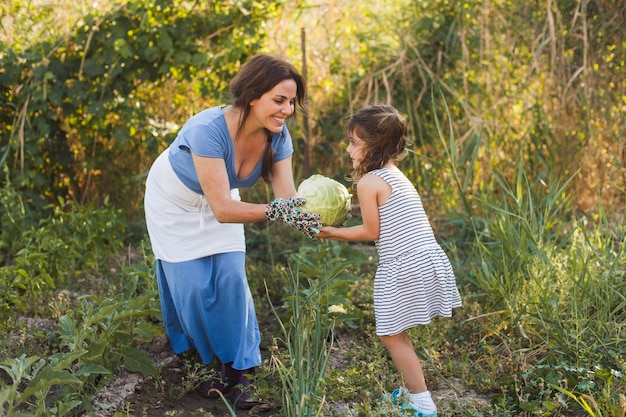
[144,54,321,409]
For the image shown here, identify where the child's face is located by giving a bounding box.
[346,132,366,169]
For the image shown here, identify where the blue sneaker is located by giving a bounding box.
[388,387,410,405]
[403,403,438,417]
[388,388,437,417]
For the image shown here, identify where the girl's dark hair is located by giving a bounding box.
[346,104,409,185]
[229,54,306,182]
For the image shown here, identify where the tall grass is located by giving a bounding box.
[267,243,358,416]
[431,86,626,415]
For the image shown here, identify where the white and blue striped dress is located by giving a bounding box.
[370,167,462,336]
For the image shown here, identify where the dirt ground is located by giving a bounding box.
[85,331,490,417]
[96,334,271,417]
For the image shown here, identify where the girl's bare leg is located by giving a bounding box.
[379,331,427,393]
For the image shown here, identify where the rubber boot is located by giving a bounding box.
[223,363,268,410]
[196,362,230,399]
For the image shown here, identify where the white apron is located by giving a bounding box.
[144,150,245,263]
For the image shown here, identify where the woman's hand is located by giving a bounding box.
[265,198,322,238]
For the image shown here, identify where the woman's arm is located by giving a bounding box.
[269,156,298,199]
[193,154,267,223]
[316,174,388,241]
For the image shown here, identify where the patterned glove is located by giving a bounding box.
[265,198,322,239]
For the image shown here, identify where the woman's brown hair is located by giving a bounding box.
[229,54,306,182]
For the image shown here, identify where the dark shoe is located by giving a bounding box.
[196,377,229,399]
[232,388,270,411]
[196,376,229,399]
[196,363,230,399]
[231,386,272,411]
[223,364,272,411]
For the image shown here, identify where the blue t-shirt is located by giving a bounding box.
[167,106,294,194]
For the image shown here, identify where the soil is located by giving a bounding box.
[85,331,491,417]
[87,334,270,417]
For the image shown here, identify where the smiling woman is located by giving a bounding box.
[227,78,297,181]
[143,53,322,411]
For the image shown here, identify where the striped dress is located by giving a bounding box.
[370,167,462,336]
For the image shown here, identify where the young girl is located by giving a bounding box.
[316,105,462,416]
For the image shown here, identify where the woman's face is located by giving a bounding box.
[346,132,366,169]
[249,79,297,133]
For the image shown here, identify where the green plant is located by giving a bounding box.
[56,283,160,375]
[0,353,83,417]
[0,167,44,264]
[1,0,279,220]
[0,269,161,416]
[268,243,359,416]
[426,83,626,415]
[0,199,127,321]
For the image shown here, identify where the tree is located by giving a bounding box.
[1,0,278,218]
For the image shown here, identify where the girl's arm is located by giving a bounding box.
[316,173,389,241]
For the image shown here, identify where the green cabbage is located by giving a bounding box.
[297,174,352,226]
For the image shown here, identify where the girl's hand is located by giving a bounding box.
[315,226,337,239]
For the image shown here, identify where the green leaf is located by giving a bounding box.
[82,60,105,78]
[121,347,156,376]
[0,388,15,410]
[542,400,557,411]
[85,340,107,361]
[58,315,77,338]
[132,321,157,342]
[40,272,56,289]
[143,46,160,62]
[155,31,173,51]
[57,399,83,414]
[75,363,111,377]
[49,350,88,369]
[23,366,82,398]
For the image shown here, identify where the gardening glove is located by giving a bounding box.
[265,198,322,239]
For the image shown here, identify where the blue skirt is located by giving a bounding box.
[156,251,261,370]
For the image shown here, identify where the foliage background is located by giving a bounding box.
[2,0,624,227]
[1,0,625,416]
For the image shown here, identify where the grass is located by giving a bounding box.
[2,0,625,414]
[1,167,625,416]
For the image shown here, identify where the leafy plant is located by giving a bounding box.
[0,353,83,417]
[1,0,278,219]
[0,272,161,416]
[268,242,362,416]
[0,199,126,321]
